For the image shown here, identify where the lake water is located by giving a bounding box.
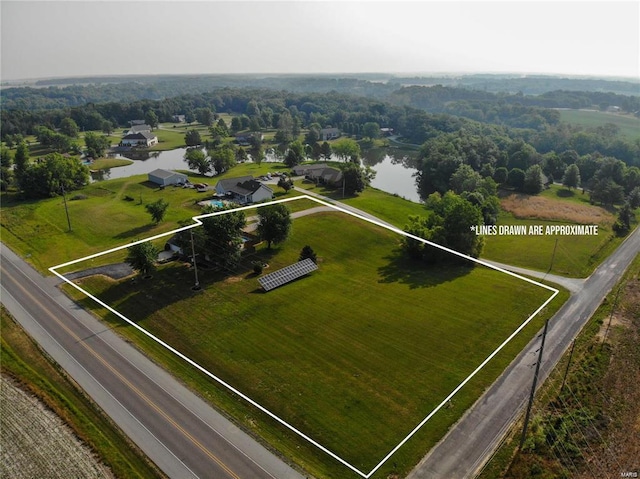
[94,147,423,203]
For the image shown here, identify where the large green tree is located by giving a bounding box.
[84,131,110,158]
[144,110,158,129]
[209,145,236,174]
[145,198,169,224]
[200,206,246,271]
[332,138,361,162]
[59,117,79,138]
[13,141,29,182]
[184,130,202,147]
[257,203,292,249]
[341,162,375,195]
[18,152,89,198]
[195,108,214,127]
[184,148,211,175]
[523,164,544,194]
[126,241,159,278]
[403,192,484,263]
[1,147,13,190]
[362,122,380,140]
[562,164,581,190]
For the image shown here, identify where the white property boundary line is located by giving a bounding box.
[50,194,559,478]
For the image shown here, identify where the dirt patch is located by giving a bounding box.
[224,275,244,284]
[596,313,631,341]
[501,194,614,225]
[0,375,115,479]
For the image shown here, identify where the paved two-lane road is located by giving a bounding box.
[1,245,304,479]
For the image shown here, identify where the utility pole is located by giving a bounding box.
[560,339,576,393]
[190,229,200,291]
[520,318,549,450]
[601,286,622,350]
[61,183,72,232]
[547,237,558,274]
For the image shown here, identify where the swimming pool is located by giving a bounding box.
[197,199,226,208]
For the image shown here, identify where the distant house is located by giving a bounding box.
[215,176,273,204]
[148,169,188,186]
[120,131,158,147]
[380,127,394,136]
[235,132,263,146]
[292,163,343,187]
[172,114,186,123]
[320,128,340,141]
[130,124,153,134]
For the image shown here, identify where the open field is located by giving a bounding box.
[558,109,640,141]
[60,207,562,478]
[482,211,618,278]
[1,376,115,479]
[480,189,633,277]
[500,192,615,225]
[0,306,164,479]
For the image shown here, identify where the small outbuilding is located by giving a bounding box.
[148,169,188,186]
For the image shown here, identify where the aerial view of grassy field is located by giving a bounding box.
[558,109,640,141]
[58,201,562,478]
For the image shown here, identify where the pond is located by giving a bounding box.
[93,147,423,203]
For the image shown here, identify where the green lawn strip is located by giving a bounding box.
[0,306,165,479]
[295,181,427,229]
[91,158,133,170]
[66,211,563,477]
[559,109,640,141]
[482,211,623,277]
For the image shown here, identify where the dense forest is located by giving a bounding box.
[2,73,639,114]
[2,78,639,233]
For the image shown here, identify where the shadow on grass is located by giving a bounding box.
[113,224,155,240]
[556,188,576,198]
[378,248,476,289]
[78,247,285,324]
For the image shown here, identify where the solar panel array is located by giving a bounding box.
[258,258,318,292]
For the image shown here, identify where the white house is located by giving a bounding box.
[148,169,188,186]
[121,131,158,147]
[215,176,273,204]
[320,128,340,141]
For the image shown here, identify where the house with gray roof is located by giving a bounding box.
[120,131,158,147]
[148,169,188,186]
[292,163,343,187]
[214,176,273,204]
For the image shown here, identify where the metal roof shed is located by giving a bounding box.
[148,169,188,186]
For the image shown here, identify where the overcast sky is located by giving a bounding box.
[1,1,638,81]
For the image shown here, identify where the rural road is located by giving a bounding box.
[407,224,640,479]
[0,245,305,479]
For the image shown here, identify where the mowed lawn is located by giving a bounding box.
[71,210,555,474]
